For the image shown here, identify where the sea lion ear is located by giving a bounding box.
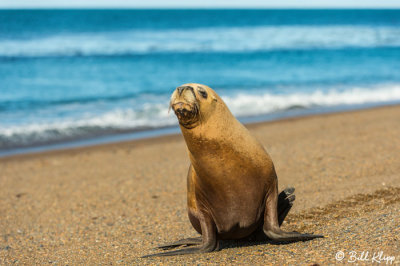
[212,94,217,102]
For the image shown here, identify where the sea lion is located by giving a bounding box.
[144,84,323,257]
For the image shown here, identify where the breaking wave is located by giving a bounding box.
[1,85,400,149]
[1,25,400,57]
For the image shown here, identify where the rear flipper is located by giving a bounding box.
[264,185,323,242]
[277,187,295,226]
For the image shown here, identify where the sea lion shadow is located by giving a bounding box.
[218,239,299,251]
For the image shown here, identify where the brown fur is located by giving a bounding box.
[173,83,276,239]
[143,83,322,257]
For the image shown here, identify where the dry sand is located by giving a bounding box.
[1,105,399,265]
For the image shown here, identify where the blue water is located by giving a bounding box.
[1,9,400,151]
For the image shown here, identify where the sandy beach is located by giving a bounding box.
[1,105,399,265]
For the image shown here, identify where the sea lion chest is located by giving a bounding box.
[186,131,273,237]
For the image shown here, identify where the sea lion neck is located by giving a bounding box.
[179,110,237,156]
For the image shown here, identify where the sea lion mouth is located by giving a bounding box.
[172,102,199,128]
[170,85,201,129]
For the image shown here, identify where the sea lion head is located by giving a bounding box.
[170,83,217,129]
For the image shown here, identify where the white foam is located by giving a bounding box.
[224,85,400,117]
[0,103,175,138]
[1,25,400,57]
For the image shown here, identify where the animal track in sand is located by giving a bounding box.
[285,186,400,232]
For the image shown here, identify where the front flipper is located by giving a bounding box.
[156,237,202,250]
[264,228,324,242]
[142,244,217,257]
[142,213,217,257]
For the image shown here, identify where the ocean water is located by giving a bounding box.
[1,9,400,152]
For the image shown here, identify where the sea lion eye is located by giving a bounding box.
[197,87,208,99]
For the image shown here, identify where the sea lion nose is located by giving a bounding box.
[173,102,184,110]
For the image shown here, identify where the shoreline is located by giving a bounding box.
[1,103,399,264]
[1,102,399,160]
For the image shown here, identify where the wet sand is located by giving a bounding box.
[1,105,399,264]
